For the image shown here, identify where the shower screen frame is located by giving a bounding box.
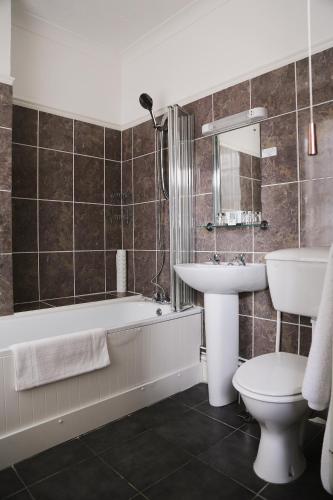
[168,104,194,312]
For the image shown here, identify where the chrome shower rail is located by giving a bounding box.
[168,104,194,312]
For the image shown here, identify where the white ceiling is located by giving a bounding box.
[13,0,197,53]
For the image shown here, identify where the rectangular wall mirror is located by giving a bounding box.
[213,123,263,227]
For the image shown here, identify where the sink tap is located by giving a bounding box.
[235,253,246,266]
[209,253,221,265]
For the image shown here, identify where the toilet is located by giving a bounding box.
[232,247,329,484]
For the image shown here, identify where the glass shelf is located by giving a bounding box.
[197,221,269,231]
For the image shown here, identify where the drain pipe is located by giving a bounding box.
[275,310,281,352]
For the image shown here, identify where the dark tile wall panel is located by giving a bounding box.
[123,46,333,357]
[0,83,13,315]
[12,106,122,307]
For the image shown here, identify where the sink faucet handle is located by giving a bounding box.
[209,253,221,264]
[239,253,246,265]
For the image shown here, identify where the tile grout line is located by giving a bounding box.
[72,119,76,298]
[295,61,302,355]
[36,111,41,302]
[104,127,107,294]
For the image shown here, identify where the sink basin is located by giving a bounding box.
[174,262,267,294]
[174,261,268,407]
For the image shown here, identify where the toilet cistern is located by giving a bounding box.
[174,261,267,406]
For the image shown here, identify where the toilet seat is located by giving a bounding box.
[233,352,307,404]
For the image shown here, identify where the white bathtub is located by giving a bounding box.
[0,295,202,468]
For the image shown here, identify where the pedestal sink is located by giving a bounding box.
[174,262,268,406]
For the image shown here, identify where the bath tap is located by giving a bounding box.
[153,291,170,304]
[209,253,221,265]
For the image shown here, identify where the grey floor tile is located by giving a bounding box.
[0,467,24,499]
[171,383,209,407]
[195,400,246,429]
[144,458,253,500]
[133,397,189,430]
[154,409,233,455]
[81,414,147,454]
[199,429,265,493]
[101,430,190,491]
[15,438,92,485]
[29,456,135,500]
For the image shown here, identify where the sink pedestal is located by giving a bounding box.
[204,293,239,406]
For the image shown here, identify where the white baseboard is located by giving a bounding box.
[0,363,202,470]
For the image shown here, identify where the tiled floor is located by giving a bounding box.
[1,383,330,500]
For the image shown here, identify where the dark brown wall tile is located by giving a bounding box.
[254,183,298,252]
[213,81,250,120]
[13,105,38,146]
[194,194,215,251]
[105,128,121,161]
[12,144,37,198]
[253,318,276,356]
[297,47,333,108]
[194,137,213,195]
[299,326,312,356]
[0,83,12,128]
[39,149,72,201]
[161,200,170,251]
[12,199,37,252]
[122,160,133,204]
[39,252,74,299]
[254,289,276,320]
[239,292,253,316]
[105,250,116,291]
[0,254,13,315]
[133,120,155,157]
[126,250,135,292]
[280,322,298,354]
[298,102,333,180]
[157,251,170,299]
[75,251,105,295]
[134,251,156,296]
[216,227,253,253]
[0,128,11,190]
[183,95,212,139]
[251,64,296,118]
[239,315,253,359]
[74,121,104,157]
[105,161,121,205]
[300,178,333,247]
[122,205,133,249]
[133,153,156,203]
[105,205,122,249]
[74,155,104,203]
[13,253,39,303]
[75,203,104,250]
[122,128,132,161]
[0,191,11,253]
[134,202,156,250]
[39,112,73,152]
[260,113,297,185]
[39,201,73,251]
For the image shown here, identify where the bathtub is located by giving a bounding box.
[0,295,202,468]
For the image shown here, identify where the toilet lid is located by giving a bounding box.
[234,352,307,397]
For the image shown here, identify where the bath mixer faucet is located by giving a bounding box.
[235,253,246,266]
[209,253,221,265]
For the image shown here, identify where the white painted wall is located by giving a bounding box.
[121,0,333,127]
[10,0,333,128]
[11,10,122,127]
[0,0,12,83]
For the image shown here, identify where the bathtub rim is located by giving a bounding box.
[0,295,203,356]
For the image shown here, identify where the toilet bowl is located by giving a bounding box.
[233,352,308,484]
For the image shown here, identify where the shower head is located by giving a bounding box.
[139,93,157,128]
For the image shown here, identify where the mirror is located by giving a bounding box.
[213,123,262,227]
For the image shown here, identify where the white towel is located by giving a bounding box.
[302,244,333,411]
[11,328,110,391]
